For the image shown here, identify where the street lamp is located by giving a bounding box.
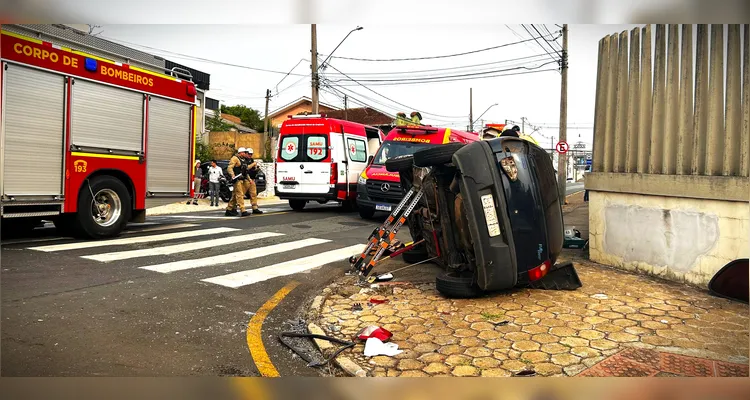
[319,26,364,71]
[472,103,498,131]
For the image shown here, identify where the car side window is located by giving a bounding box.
[347,138,367,162]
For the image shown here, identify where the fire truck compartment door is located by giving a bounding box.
[147,96,192,194]
[2,64,65,197]
[71,78,143,153]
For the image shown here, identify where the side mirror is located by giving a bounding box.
[367,155,374,165]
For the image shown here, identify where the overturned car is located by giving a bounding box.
[374,137,582,298]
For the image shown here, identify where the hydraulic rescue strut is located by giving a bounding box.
[352,188,425,280]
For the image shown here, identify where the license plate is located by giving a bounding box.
[375,204,392,212]
[282,184,295,189]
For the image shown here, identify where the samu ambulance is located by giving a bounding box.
[356,125,478,219]
[274,114,385,211]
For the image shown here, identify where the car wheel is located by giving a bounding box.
[341,200,355,211]
[435,270,484,298]
[358,206,375,219]
[413,143,466,167]
[385,154,414,173]
[401,244,429,264]
[289,199,306,211]
[75,176,131,239]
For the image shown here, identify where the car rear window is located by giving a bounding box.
[305,135,328,161]
[280,136,300,161]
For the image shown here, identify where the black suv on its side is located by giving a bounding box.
[385,137,581,298]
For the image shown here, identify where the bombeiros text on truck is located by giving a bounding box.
[0,29,200,238]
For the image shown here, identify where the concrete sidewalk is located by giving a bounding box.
[307,196,749,377]
[146,196,286,216]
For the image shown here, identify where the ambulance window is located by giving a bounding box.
[305,135,328,161]
[280,136,300,161]
[347,138,367,162]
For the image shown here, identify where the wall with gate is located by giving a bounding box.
[586,24,749,286]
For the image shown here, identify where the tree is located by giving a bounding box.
[221,104,264,132]
[206,111,234,132]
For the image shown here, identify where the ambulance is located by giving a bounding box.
[356,125,478,219]
[274,115,385,211]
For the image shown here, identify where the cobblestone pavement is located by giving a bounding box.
[312,256,749,377]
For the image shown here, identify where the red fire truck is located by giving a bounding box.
[0,29,199,238]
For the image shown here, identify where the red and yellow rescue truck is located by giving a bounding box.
[0,30,199,238]
[356,124,478,219]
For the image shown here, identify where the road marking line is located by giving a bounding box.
[247,280,299,377]
[202,244,365,288]
[123,223,198,234]
[84,232,285,262]
[140,238,330,273]
[27,227,239,252]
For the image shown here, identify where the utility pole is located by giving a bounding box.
[311,24,319,114]
[556,24,569,205]
[263,89,271,158]
[469,88,473,132]
[344,94,348,121]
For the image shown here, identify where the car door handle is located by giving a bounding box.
[304,171,313,174]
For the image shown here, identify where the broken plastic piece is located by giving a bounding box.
[352,303,363,311]
[374,273,394,282]
[369,298,389,304]
[357,326,393,342]
[363,337,403,357]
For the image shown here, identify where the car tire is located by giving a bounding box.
[341,200,355,211]
[289,199,306,211]
[401,245,429,264]
[358,206,375,219]
[75,176,131,239]
[385,154,414,173]
[413,143,466,167]
[435,270,484,298]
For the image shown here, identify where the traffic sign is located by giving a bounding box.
[556,141,569,154]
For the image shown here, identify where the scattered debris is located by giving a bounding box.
[514,369,537,377]
[329,325,341,333]
[660,320,669,324]
[489,320,509,326]
[363,337,403,357]
[351,303,363,311]
[357,326,393,342]
[591,294,608,300]
[244,311,256,317]
[278,320,354,368]
[369,298,389,305]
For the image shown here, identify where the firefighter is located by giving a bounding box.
[225,147,250,217]
[242,148,263,214]
[410,111,422,125]
[395,112,408,126]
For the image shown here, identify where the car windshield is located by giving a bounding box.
[372,141,434,165]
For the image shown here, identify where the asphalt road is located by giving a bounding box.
[565,182,585,195]
[1,202,382,377]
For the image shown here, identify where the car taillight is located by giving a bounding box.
[330,163,338,185]
[528,260,551,281]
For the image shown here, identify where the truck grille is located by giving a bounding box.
[365,180,403,203]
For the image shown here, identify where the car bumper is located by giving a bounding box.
[275,183,355,202]
[356,181,403,211]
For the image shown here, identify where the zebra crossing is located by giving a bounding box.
[23,225,365,289]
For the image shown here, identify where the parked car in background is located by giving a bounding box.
[199,160,266,201]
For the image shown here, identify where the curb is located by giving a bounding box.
[307,293,368,377]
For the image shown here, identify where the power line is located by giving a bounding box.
[530,24,563,58]
[325,60,558,84]
[522,24,559,63]
[541,25,563,52]
[327,65,559,87]
[319,33,559,62]
[100,34,308,77]
[321,63,467,119]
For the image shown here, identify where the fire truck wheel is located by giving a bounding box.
[435,270,484,298]
[385,155,414,173]
[289,199,306,211]
[413,143,465,167]
[76,176,131,239]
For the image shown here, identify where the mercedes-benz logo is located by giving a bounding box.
[380,183,390,192]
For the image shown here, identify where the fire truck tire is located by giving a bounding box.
[289,199,306,211]
[413,143,466,167]
[76,176,131,239]
[385,154,414,172]
[435,270,484,298]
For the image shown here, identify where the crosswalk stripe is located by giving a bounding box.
[82,232,285,262]
[27,227,239,252]
[201,244,365,288]
[123,223,198,234]
[140,238,331,274]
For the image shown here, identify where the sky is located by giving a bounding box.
[97,24,641,150]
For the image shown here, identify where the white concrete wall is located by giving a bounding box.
[257,161,275,198]
[589,191,749,286]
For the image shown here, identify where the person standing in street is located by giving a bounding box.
[207,160,224,207]
[225,148,250,217]
[187,160,202,205]
[242,148,263,214]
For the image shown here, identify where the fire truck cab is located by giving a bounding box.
[0,29,199,238]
